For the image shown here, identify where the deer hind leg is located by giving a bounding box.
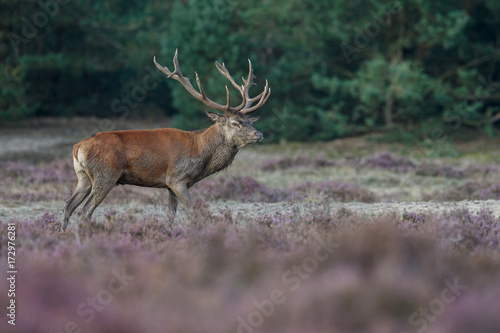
[62,164,92,232]
[82,176,119,222]
[166,189,179,220]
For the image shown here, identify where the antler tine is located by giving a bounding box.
[215,61,247,113]
[154,50,270,115]
[153,55,172,78]
[244,79,267,105]
[154,49,198,95]
[239,59,270,114]
[240,59,269,113]
[241,80,271,115]
[171,48,182,77]
[195,72,206,99]
[153,48,182,79]
[154,50,239,114]
[241,59,256,96]
[225,86,231,111]
[242,59,255,84]
[215,62,242,92]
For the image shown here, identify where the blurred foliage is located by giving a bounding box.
[0,0,499,142]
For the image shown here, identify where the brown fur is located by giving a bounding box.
[61,112,263,231]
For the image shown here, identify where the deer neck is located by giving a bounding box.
[198,125,238,175]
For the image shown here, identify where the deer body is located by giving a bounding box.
[62,50,269,231]
[78,126,238,189]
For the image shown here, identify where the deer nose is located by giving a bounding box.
[254,131,264,142]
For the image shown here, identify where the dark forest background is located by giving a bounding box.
[1,0,499,142]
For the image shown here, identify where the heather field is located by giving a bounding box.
[2,119,500,333]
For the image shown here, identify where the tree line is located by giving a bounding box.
[1,0,499,142]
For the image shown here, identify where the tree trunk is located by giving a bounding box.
[384,91,394,129]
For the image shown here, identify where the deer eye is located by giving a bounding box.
[231,121,241,129]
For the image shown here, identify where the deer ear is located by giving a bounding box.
[205,111,225,123]
[247,116,260,123]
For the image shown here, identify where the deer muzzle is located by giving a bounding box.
[254,131,264,143]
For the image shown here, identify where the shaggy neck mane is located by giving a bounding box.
[198,124,238,176]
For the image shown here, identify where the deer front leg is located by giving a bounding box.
[169,183,192,206]
[168,183,194,221]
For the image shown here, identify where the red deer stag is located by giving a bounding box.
[61,49,270,232]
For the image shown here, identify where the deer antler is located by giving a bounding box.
[154,49,271,115]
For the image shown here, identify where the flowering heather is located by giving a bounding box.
[415,162,466,179]
[4,121,500,332]
[289,180,377,202]
[359,151,416,173]
[428,181,500,201]
[398,210,426,231]
[472,183,500,201]
[193,176,289,202]
[425,181,480,201]
[1,206,500,333]
[433,291,500,333]
[0,157,381,204]
[193,176,377,203]
[258,154,337,171]
[0,159,75,203]
[0,159,75,185]
[463,163,499,178]
[2,154,499,206]
[355,152,482,179]
[439,207,500,252]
